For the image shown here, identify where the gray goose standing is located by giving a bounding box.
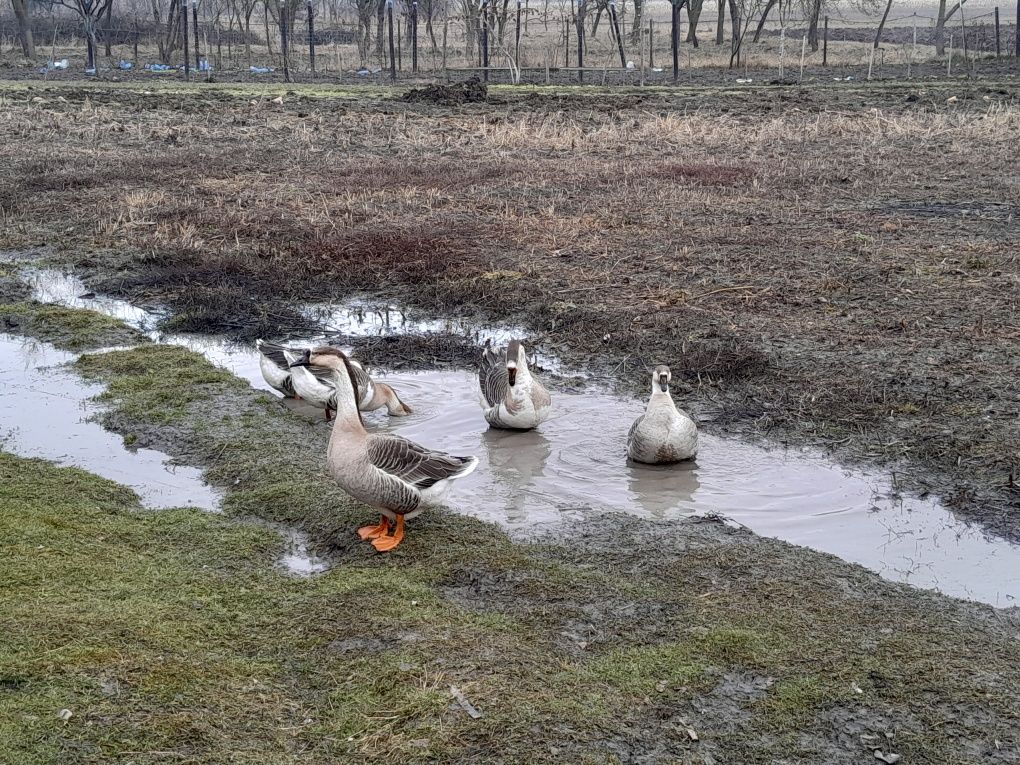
[290,347,477,551]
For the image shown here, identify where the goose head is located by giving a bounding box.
[506,340,530,388]
[652,364,671,394]
[289,346,363,420]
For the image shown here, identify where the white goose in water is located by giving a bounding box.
[289,347,477,552]
[257,340,411,420]
[478,340,552,430]
[627,365,698,464]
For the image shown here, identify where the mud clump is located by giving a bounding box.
[402,77,487,105]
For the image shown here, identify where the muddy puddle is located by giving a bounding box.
[15,267,1020,606]
[0,333,217,510]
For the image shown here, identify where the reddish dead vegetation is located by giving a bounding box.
[647,161,754,185]
[325,160,517,193]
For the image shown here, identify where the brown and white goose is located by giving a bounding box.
[258,340,411,420]
[478,340,551,430]
[290,352,411,421]
[627,365,698,464]
[290,347,477,552]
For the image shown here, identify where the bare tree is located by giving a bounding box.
[752,0,777,42]
[873,0,892,47]
[41,0,115,69]
[685,0,702,45]
[935,0,970,54]
[11,0,36,57]
[806,0,821,50]
[715,0,724,44]
[629,0,642,43]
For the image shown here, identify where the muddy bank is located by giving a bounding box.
[58,344,1020,764]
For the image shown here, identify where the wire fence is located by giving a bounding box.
[2,2,1017,83]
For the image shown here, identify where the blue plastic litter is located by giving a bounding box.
[146,63,174,72]
[118,59,133,70]
[249,65,274,73]
[199,59,213,71]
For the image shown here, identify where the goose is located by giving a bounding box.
[257,339,411,420]
[627,365,698,464]
[289,347,477,552]
[256,339,300,398]
[290,353,412,421]
[478,340,551,430]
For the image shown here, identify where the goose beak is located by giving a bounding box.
[288,351,311,368]
[659,375,669,392]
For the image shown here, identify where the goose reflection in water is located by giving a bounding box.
[481,428,552,524]
[626,460,701,519]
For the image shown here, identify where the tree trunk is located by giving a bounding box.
[11,0,35,58]
[935,0,948,54]
[103,0,114,56]
[727,0,739,45]
[807,0,821,51]
[873,0,893,48]
[630,0,643,44]
[752,0,777,43]
[685,0,701,46]
[376,0,385,61]
[715,0,725,44]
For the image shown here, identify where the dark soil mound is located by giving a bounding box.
[401,77,487,105]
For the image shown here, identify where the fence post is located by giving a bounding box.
[778,26,784,79]
[909,15,916,76]
[133,23,138,62]
[514,0,521,62]
[279,0,290,81]
[307,0,316,74]
[799,34,806,81]
[609,0,626,68]
[387,0,395,80]
[397,19,401,70]
[577,0,585,83]
[992,7,999,56]
[480,0,489,81]
[182,1,190,80]
[192,0,200,68]
[648,18,653,69]
[671,0,679,82]
[412,0,418,72]
[822,15,828,65]
[564,19,569,67]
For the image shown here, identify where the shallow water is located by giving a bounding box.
[17,267,1020,606]
[0,333,217,510]
[0,318,325,577]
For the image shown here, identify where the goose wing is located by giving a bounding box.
[348,358,376,407]
[627,415,651,453]
[478,344,508,407]
[256,339,293,370]
[366,435,476,490]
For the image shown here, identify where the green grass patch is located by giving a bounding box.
[0,301,146,351]
[75,344,247,424]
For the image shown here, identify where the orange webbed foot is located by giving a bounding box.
[370,516,405,552]
[358,515,390,540]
